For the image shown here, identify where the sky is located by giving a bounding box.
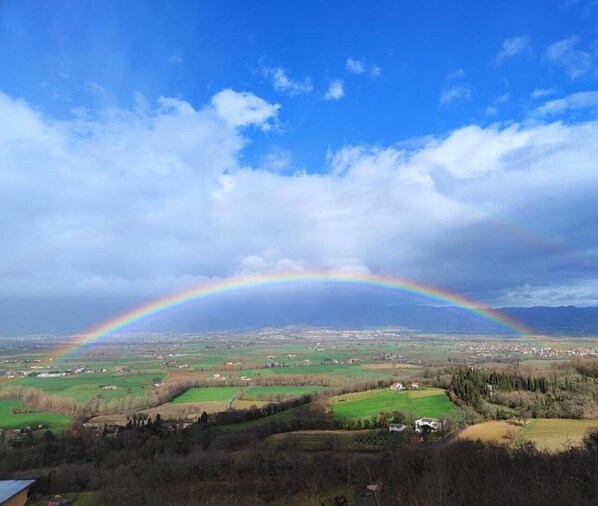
[1,0,598,328]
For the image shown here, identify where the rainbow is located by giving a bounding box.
[55,270,535,360]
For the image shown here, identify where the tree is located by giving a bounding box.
[582,428,598,451]
[518,406,532,427]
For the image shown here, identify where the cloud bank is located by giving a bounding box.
[1,89,598,306]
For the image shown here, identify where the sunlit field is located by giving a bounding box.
[331,388,456,419]
[0,399,71,430]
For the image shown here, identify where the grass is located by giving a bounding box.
[171,386,242,404]
[219,404,310,432]
[12,373,164,402]
[0,399,71,430]
[515,418,598,452]
[29,492,103,506]
[243,386,326,400]
[267,430,379,451]
[331,388,456,420]
[239,364,397,380]
[457,420,522,446]
[519,359,563,369]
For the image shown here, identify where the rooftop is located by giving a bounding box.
[0,480,35,504]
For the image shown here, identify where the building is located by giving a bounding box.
[415,418,443,433]
[0,480,36,506]
[388,423,407,432]
[389,382,404,392]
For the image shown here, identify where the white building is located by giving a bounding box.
[389,382,404,392]
[388,423,407,432]
[415,418,443,433]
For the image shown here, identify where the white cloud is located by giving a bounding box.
[346,57,366,74]
[495,93,509,104]
[86,81,108,98]
[440,84,472,105]
[259,148,292,173]
[546,36,594,78]
[168,54,183,65]
[446,68,465,81]
[484,93,509,116]
[534,90,598,115]
[531,88,556,99]
[346,57,381,77]
[323,80,345,100]
[2,90,598,305]
[496,36,533,63]
[261,66,313,96]
[414,124,531,178]
[211,89,280,130]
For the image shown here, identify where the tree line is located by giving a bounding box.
[1,406,597,505]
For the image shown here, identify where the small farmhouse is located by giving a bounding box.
[415,418,443,433]
[388,423,407,432]
[389,382,404,392]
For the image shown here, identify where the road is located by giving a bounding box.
[228,385,252,409]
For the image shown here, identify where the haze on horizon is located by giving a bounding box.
[1,0,598,334]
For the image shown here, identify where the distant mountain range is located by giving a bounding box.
[1,295,598,336]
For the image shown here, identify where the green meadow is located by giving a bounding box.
[0,399,71,430]
[219,404,309,432]
[172,386,242,404]
[243,385,326,400]
[331,388,456,419]
[13,373,164,402]
[240,364,397,379]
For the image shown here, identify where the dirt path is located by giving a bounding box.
[228,385,252,409]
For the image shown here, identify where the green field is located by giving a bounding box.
[239,364,397,380]
[519,359,564,369]
[243,386,326,400]
[0,399,71,430]
[267,429,383,451]
[516,419,598,451]
[219,404,309,432]
[331,388,456,419]
[12,373,164,402]
[172,386,242,404]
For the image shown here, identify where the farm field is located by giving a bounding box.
[219,404,312,432]
[239,364,397,380]
[331,388,456,419]
[515,419,598,452]
[266,429,381,451]
[11,373,164,402]
[519,359,563,369]
[171,386,242,404]
[243,385,326,400]
[458,418,598,452]
[457,420,522,446]
[0,399,71,430]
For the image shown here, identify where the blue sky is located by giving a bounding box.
[1,0,598,318]
[3,0,597,168]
